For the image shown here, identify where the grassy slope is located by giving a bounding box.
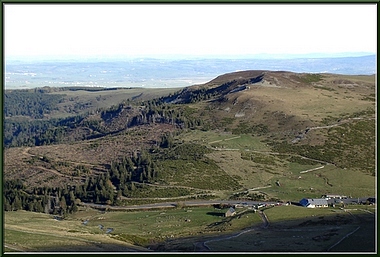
[197,73,375,130]
[4,210,146,252]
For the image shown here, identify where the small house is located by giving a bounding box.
[299,198,328,208]
[225,207,236,217]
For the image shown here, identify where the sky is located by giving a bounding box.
[4,4,377,60]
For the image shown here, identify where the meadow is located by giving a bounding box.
[4,210,145,252]
[4,199,375,252]
[4,206,261,252]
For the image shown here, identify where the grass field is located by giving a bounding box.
[4,206,261,252]
[260,165,375,202]
[4,210,146,252]
[180,131,271,151]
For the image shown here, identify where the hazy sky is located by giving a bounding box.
[4,4,377,60]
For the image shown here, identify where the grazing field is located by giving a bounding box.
[3,210,146,252]
[203,205,376,252]
[4,206,261,252]
[259,165,375,202]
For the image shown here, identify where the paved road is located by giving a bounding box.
[327,197,374,205]
[80,200,278,211]
[80,196,375,211]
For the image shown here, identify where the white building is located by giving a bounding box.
[299,198,328,208]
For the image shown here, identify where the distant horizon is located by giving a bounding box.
[5,52,376,63]
[5,55,375,90]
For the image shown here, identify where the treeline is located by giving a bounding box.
[3,174,117,216]
[100,99,205,129]
[4,90,65,118]
[3,115,85,147]
[162,75,263,104]
[3,179,79,216]
[108,150,159,196]
[3,173,117,214]
[4,86,118,120]
[167,80,238,104]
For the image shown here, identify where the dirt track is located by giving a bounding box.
[20,147,83,181]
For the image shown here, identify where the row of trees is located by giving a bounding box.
[3,175,116,215]
[3,180,78,216]
[4,86,114,119]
